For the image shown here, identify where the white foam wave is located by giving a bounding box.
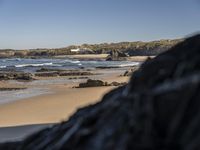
[63,60,80,64]
[70,60,80,64]
[15,62,53,68]
[118,62,140,67]
[0,66,6,69]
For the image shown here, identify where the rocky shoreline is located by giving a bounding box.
[0,34,197,150]
[0,65,139,82]
[76,79,127,88]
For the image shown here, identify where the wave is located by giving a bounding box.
[118,62,140,67]
[62,60,80,64]
[0,66,6,69]
[15,62,53,68]
[70,60,80,64]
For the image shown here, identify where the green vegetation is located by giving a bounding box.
[0,39,182,58]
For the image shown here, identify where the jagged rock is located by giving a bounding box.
[106,50,129,61]
[78,79,104,88]
[109,81,127,86]
[1,35,200,150]
[77,79,126,88]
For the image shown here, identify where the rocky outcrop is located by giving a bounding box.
[0,35,199,150]
[0,87,27,91]
[106,50,129,61]
[35,70,94,77]
[109,81,127,86]
[77,79,127,88]
[69,77,89,80]
[0,71,34,81]
[78,79,105,87]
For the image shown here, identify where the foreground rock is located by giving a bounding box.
[0,35,200,150]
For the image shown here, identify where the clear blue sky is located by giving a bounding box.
[0,0,199,49]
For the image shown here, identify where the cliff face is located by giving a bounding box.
[0,35,200,150]
[0,39,181,58]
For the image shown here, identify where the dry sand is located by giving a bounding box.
[0,86,113,127]
[55,54,155,62]
[128,56,155,62]
[55,54,109,59]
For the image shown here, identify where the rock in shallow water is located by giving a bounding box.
[1,34,200,150]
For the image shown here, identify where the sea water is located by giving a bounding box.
[0,58,139,72]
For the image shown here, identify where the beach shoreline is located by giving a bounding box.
[0,73,129,142]
[0,69,129,128]
[0,59,135,142]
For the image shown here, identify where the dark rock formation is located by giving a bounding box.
[0,87,27,91]
[59,71,93,76]
[95,66,120,69]
[35,70,94,77]
[1,34,200,150]
[106,50,129,61]
[77,79,127,88]
[0,71,34,81]
[109,81,127,86]
[78,79,105,88]
[69,77,89,80]
[36,68,65,72]
[35,71,59,77]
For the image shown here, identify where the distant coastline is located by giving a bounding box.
[0,39,182,58]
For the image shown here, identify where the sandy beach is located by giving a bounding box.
[0,70,129,126]
[55,54,109,60]
[0,57,135,142]
[0,72,129,142]
[0,85,116,127]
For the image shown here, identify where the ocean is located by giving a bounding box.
[0,58,139,72]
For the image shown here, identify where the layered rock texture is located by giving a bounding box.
[0,34,200,150]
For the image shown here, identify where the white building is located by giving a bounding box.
[70,48,80,52]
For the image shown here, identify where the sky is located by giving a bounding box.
[0,0,199,49]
